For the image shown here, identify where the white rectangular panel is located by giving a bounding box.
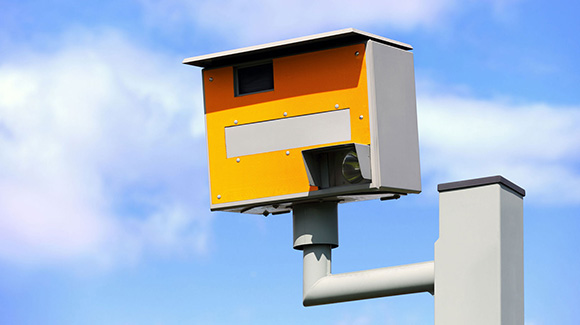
[225,109,351,158]
[366,40,420,192]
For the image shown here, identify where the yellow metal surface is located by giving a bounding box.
[203,43,371,205]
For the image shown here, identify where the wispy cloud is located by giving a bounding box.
[418,94,580,205]
[139,0,463,45]
[0,28,210,268]
[1,10,575,271]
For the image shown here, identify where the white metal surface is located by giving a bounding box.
[435,179,524,324]
[302,246,434,306]
[225,109,351,158]
[302,245,331,296]
[366,40,421,193]
[183,28,412,67]
[353,143,371,181]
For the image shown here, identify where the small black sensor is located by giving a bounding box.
[236,62,274,96]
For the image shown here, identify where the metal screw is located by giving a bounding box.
[234,120,238,125]
[335,104,339,109]
[359,115,364,120]
[209,77,214,82]
[355,51,360,56]
[286,151,290,156]
[236,158,240,163]
[217,195,221,199]
[283,112,288,117]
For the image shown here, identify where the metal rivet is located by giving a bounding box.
[359,115,364,120]
[286,151,290,156]
[335,104,339,109]
[209,77,214,82]
[283,112,288,117]
[217,195,221,199]
[236,158,240,163]
[234,120,238,125]
[355,51,360,56]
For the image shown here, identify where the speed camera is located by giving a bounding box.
[183,28,421,214]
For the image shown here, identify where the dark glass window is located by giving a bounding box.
[235,62,274,96]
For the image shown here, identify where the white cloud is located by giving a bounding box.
[0,28,211,268]
[418,95,580,205]
[2,22,575,272]
[196,0,456,42]
[137,0,530,54]
[140,0,460,45]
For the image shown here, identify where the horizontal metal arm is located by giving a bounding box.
[302,245,434,306]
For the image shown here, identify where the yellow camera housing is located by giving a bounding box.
[184,29,421,214]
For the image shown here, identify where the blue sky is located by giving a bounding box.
[0,0,578,324]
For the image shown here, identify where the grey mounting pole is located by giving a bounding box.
[293,201,434,306]
[435,176,525,325]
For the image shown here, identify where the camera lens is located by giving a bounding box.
[342,151,363,183]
